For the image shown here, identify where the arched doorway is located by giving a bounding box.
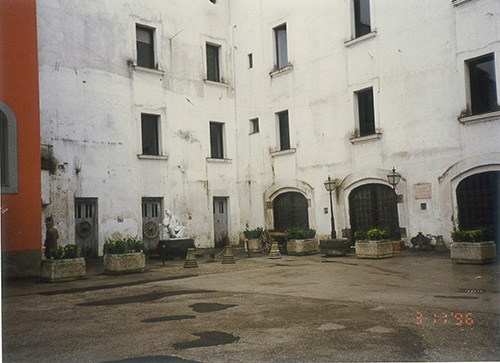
[349,183,400,239]
[456,171,499,233]
[273,192,309,231]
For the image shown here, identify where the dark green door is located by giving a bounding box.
[272,192,309,232]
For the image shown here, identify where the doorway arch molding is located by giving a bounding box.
[263,179,315,230]
[336,168,408,237]
[438,153,500,230]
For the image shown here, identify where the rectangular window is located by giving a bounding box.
[136,25,155,69]
[277,110,290,151]
[356,88,375,137]
[206,43,220,82]
[210,122,224,159]
[1,111,8,186]
[250,118,259,134]
[248,53,253,69]
[468,54,498,115]
[354,0,371,38]
[141,113,159,155]
[274,24,288,69]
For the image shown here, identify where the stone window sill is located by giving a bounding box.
[452,0,476,7]
[137,154,169,160]
[203,79,229,87]
[349,133,382,144]
[132,65,165,75]
[206,157,232,164]
[344,31,377,47]
[270,64,293,78]
[458,110,500,125]
[270,148,296,157]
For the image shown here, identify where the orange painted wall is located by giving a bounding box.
[0,0,42,252]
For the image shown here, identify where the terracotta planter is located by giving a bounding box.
[40,257,86,282]
[392,240,403,253]
[286,238,319,256]
[355,240,393,259]
[245,238,262,252]
[104,252,145,274]
[319,239,350,256]
[451,241,496,264]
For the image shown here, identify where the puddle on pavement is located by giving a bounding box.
[142,315,196,323]
[78,290,214,306]
[434,295,479,300]
[105,355,200,362]
[173,331,240,350]
[40,275,198,296]
[188,302,237,313]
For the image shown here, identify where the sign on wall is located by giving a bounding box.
[414,183,431,199]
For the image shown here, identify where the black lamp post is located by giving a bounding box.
[324,176,336,239]
[387,167,402,240]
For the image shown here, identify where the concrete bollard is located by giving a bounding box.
[184,248,198,268]
[269,241,281,259]
[222,246,236,264]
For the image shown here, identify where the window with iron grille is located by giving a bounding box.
[467,54,498,115]
[136,25,155,69]
[274,24,288,69]
[206,43,220,82]
[354,0,371,38]
[356,88,375,137]
[210,122,224,159]
[141,113,159,156]
[277,110,290,151]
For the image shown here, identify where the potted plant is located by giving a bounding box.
[40,244,85,282]
[103,236,146,274]
[450,227,496,264]
[243,227,263,252]
[285,227,319,255]
[355,228,393,259]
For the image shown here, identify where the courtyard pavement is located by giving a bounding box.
[2,248,500,362]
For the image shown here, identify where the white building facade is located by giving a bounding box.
[38,0,500,255]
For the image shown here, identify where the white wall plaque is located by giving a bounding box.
[414,183,431,199]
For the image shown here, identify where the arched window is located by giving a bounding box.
[0,101,18,194]
[456,171,499,230]
[272,192,309,231]
[349,183,400,239]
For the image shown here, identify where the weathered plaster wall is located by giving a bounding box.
[231,0,500,241]
[38,0,239,251]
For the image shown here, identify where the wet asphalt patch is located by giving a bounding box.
[188,302,238,313]
[78,290,214,306]
[40,275,198,296]
[173,331,240,350]
[104,355,200,362]
[434,295,479,300]
[141,315,196,323]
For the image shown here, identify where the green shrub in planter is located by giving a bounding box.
[286,227,316,240]
[244,227,263,239]
[104,236,145,254]
[367,228,383,241]
[50,244,81,260]
[451,226,492,243]
[354,229,367,241]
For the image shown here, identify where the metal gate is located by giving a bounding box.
[142,197,162,251]
[349,184,400,240]
[457,171,499,230]
[75,198,98,258]
[213,197,228,247]
[272,192,309,232]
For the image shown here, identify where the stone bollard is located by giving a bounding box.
[184,248,198,268]
[222,246,236,264]
[269,241,281,259]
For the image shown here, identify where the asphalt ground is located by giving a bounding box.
[2,248,500,362]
